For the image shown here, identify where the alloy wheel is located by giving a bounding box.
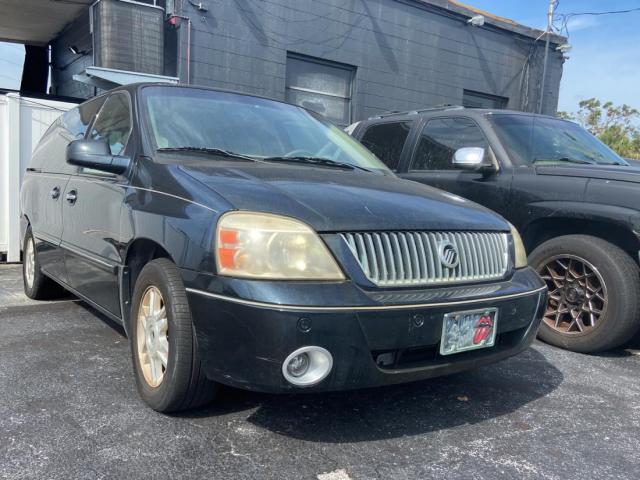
[136,286,169,387]
[537,255,607,334]
[24,237,35,289]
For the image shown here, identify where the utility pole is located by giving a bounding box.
[538,0,555,114]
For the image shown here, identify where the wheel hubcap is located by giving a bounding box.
[136,286,169,387]
[25,238,35,288]
[537,255,607,334]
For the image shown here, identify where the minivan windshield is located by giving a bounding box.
[488,114,628,166]
[141,86,390,172]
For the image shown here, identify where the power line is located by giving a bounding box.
[561,7,640,17]
[554,6,640,38]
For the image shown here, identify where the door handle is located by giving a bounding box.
[50,187,60,200]
[65,190,77,205]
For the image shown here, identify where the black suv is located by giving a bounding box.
[350,107,640,353]
[20,85,545,412]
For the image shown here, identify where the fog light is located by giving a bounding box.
[286,352,310,377]
[282,346,333,387]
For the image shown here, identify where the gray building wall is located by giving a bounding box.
[51,10,95,99]
[172,0,564,119]
[51,0,565,118]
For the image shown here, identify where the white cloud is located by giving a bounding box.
[564,16,599,33]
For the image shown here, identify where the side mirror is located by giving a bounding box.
[453,147,496,173]
[66,139,130,175]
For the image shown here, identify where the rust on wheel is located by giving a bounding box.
[537,255,607,334]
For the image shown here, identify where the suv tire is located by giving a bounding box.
[529,235,640,353]
[130,258,217,412]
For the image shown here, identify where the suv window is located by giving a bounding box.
[489,114,626,166]
[411,117,489,171]
[359,122,412,171]
[90,93,132,155]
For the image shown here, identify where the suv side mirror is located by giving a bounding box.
[66,139,130,175]
[453,147,495,173]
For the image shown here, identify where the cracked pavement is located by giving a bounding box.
[1,264,639,479]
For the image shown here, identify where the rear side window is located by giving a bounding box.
[90,93,132,155]
[411,117,489,171]
[359,122,412,171]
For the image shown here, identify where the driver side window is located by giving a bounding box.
[90,93,132,155]
[411,117,489,171]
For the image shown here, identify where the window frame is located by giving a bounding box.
[359,119,416,172]
[285,52,356,127]
[462,89,508,110]
[87,91,134,156]
[408,115,498,173]
[79,90,134,178]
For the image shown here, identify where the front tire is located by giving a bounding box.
[130,258,217,412]
[530,235,640,353]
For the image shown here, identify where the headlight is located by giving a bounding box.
[216,211,345,280]
[509,223,528,269]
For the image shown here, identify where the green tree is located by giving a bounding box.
[557,99,640,159]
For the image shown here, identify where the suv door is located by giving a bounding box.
[400,116,512,216]
[61,92,133,316]
[358,120,415,171]
[22,99,104,283]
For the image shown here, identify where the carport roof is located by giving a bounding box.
[0,0,93,46]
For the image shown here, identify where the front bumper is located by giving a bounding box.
[182,267,546,393]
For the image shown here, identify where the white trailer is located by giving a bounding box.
[0,93,77,262]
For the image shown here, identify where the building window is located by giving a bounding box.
[462,90,508,109]
[285,53,355,126]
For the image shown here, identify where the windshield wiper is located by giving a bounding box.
[261,156,372,172]
[157,147,258,162]
[534,156,595,165]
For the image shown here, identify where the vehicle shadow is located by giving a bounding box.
[182,347,563,443]
[76,300,564,442]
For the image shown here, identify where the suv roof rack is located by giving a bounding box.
[368,105,465,120]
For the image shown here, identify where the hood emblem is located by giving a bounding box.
[438,241,459,269]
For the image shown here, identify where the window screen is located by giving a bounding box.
[360,122,412,170]
[286,54,354,126]
[90,93,132,155]
[411,117,489,171]
[462,90,508,109]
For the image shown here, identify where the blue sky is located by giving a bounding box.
[0,1,638,114]
[465,0,640,113]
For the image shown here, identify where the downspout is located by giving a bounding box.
[170,15,192,84]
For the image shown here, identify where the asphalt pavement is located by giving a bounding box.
[1,264,639,480]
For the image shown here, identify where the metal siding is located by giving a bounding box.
[51,0,563,112]
[182,0,562,117]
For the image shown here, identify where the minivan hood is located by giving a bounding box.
[535,164,640,183]
[178,162,508,232]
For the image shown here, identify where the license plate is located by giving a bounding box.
[440,308,498,356]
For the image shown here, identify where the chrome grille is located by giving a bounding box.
[340,231,509,286]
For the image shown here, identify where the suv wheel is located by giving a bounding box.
[130,258,217,412]
[23,227,66,300]
[529,235,640,353]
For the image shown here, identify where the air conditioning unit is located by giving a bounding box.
[92,0,164,75]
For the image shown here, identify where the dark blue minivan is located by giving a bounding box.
[20,84,546,412]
